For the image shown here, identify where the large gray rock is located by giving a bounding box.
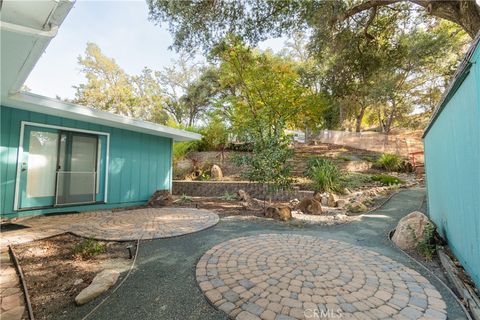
[392,211,432,250]
[75,270,120,305]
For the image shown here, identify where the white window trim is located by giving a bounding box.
[14,121,110,211]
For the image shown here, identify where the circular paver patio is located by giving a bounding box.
[196,234,447,320]
[21,208,219,241]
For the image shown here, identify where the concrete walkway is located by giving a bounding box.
[61,189,467,320]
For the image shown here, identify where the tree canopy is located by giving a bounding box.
[147,0,479,53]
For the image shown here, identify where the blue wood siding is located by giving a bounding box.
[424,46,480,288]
[0,105,172,218]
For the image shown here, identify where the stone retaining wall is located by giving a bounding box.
[172,180,313,201]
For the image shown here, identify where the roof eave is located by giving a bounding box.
[2,92,202,142]
[423,31,480,138]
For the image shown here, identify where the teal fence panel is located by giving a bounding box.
[424,48,480,288]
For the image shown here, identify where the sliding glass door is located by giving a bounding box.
[56,132,98,206]
[18,124,107,210]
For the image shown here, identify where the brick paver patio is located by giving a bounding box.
[0,207,218,320]
[1,207,219,246]
[196,234,447,320]
[0,250,25,320]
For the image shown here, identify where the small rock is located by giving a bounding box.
[265,206,292,221]
[336,199,347,208]
[313,192,323,202]
[75,270,120,305]
[347,201,368,214]
[147,190,173,207]
[289,198,300,208]
[296,197,323,215]
[321,195,329,206]
[210,164,223,181]
[392,211,433,250]
[74,279,84,286]
[327,193,338,207]
[237,189,251,202]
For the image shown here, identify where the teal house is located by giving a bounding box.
[423,32,480,288]
[1,1,200,219]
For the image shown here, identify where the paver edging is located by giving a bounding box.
[196,233,448,320]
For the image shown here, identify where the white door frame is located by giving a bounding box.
[14,121,110,211]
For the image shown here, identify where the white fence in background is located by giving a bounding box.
[314,130,423,157]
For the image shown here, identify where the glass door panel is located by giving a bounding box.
[56,133,98,206]
[19,126,59,209]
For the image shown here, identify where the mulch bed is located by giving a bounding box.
[13,234,134,319]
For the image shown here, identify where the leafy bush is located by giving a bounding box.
[304,157,343,193]
[179,194,193,203]
[416,223,436,260]
[198,170,211,181]
[234,132,294,196]
[371,174,404,185]
[173,141,201,163]
[225,142,254,152]
[73,238,106,259]
[197,117,229,151]
[375,153,404,171]
[341,173,373,190]
[221,192,237,201]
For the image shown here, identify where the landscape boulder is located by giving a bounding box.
[210,164,223,181]
[335,199,347,208]
[392,211,432,250]
[237,190,262,210]
[327,193,338,207]
[75,270,120,305]
[147,190,173,207]
[296,197,323,215]
[346,201,368,214]
[265,206,292,221]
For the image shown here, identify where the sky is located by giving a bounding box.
[25,0,285,99]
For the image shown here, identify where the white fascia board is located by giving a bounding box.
[0,0,74,95]
[2,92,202,142]
[0,21,59,38]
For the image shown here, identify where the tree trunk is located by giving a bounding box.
[355,106,366,133]
[340,0,480,38]
[384,99,397,134]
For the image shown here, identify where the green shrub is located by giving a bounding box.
[179,194,193,203]
[371,174,404,185]
[173,141,201,163]
[304,157,343,193]
[73,238,106,259]
[375,153,404,171]
[340,173,373,190]
[416,223,436,260]
[221,192,237,201]
[197,117,229,151]
[198,170,211,181]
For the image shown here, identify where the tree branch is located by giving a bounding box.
[338,0,480,37]
[338,0,402,21]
